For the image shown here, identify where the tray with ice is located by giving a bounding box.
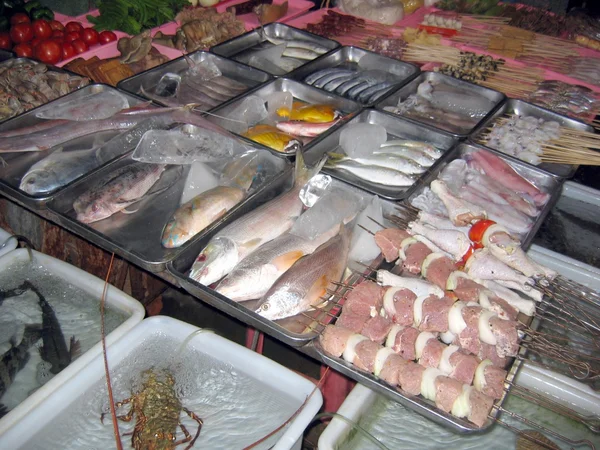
[207,78,361,156]
[211,23,339,77]
[0,248,144,435]
[46,114,290,273]
[376,72,505,138]
[117,51,272,111]
[304,109,459,200]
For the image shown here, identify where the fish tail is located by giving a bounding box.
[294,148,327,187]
[69,336,81,359]
[326,151,345,161]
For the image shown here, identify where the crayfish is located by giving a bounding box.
[101,368,203,450]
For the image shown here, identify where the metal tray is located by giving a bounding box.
[46,129,290,273]
[289,46,420,106]
[117,50,272,110]
[407,142,564,250]
[375,71,506,139]
[167,177,396,348]
[0,84,148,210]
[303,109,459,201]
[469,99,596,179]
[0,49,13,62]
[207,78,362,157]
[210,23,340,76]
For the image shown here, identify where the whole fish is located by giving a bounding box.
[243,125,300,153]
[325,159,416,187]
[276,119,340,137]
[162,186,247,248]
[215,226,339,301]
[262,35,329,54]
[379,139,443,159]
[19,147,100,195]
[305,68,354,87]
[372,146,436,167]
[189,151,325,286]
[255,225,350,321]
[74,163,166,224]
[282,47,321,60]
[0,324,43,400]
[327,152,426,175]
[276,103,339,123]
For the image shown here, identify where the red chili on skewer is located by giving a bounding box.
[468,220,497,247]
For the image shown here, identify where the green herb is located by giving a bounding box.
[87,0,187,35]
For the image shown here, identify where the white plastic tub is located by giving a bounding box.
[0,315,322,450]
[0,249,145,435]
[0,227,17,258]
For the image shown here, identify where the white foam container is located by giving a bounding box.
[0,315,322,450]
[0,249,145,435]
[0,227,17,259]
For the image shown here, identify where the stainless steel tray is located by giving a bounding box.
[117,50,272,109]
[303,109,459,201]
[0,49,13,62]
[210,23,340,77]
[375,71,506,139]
[46,128,290,273]
[289,46,420,106]
[407,142,564,250]
[207,78,362,157]
[469,98,596,179]
[0,84,148,210]
[167,177,395,347]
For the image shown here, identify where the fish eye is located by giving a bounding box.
[91,203,100,213]
[261,303,270,311]
[27,178,35,184]
[197,253,207,262]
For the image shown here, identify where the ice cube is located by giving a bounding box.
[186,57,222,81]
[267,92,293,122]
[35,90,130,121]
[299,173,332,207]
[348,195,384,265]
[339,123,388,158]
[154,73,181,97]
[225,95,269,134]
[180,162,220,204]
[248,55,287,76]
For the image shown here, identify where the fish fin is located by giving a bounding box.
[306,274,330,306]
[239,238,263,251]
[69,336,81,359]
[271,250,305,271]
[293,148,327,187]
[121,206,140,214]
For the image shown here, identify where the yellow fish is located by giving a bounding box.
[276,103,338,123]
[243,125,300,153]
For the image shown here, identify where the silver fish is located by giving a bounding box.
[325,159,416,187]
[305,68,353,87]
[379,139,443,159]
[189,151,325,286]
[262,34,329,54]
[19,147,100,195]
[282,47,321,61]
[255,225,350,321]
[373,146,437,166]
[328,152,426,175]
[74,162,166,224]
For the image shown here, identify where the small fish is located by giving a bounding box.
[282,47,321,60]
[243,125,300,153]
[305,68,353,87]
[276,118,340,137]
[276,103,339,123]
[189,151,325,286]
[255,225,350,321]
[262,34,329,54]
[325,159,416,187]
[372,146,436,167]
[380,140,443,159]
[327,152,426,175]
[74,163,166,224]
[162,186,247,248]
[0,324,43,399]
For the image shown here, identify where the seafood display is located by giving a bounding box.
[410,148,552,238]
[526,80,600,123]
[0,59,89,122]
[382,77,500,135]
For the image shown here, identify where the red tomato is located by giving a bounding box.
[65,21,83,34]
[34,39,62,64]
[13,42,33,58]
[10,13,30,26]
[32,19,53,40]
[10,23,34,44]
[81,28,99,46]
[49,20,65,32]
[51,30,65,40]
[30,36,44,49]
[61,41,76,60]
[98,30,117,44]
[71,39,88,54]
[0,32,11,50]
[468,219,497,244]
[64,31,80,42]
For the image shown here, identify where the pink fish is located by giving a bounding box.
[468,150,549,207]
[275,118,340,137]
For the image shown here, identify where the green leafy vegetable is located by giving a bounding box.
[87,0,187,35]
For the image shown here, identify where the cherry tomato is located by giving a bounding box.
[64,31,80,42]
[13,42,33,58]
[34,39,62,65]
[10,13,31,26]
[32,19,53,40]
[468,219,497,244]
[61,41,76,60]
[98,30,117,44]
[65,21,83,34]
[52,30,65,41]
[49,20,65,32]
[0,32,11,50]
[71,39,88,54]
[10,23,34,44]
[81,28,99,46]
[30,36,44,49]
